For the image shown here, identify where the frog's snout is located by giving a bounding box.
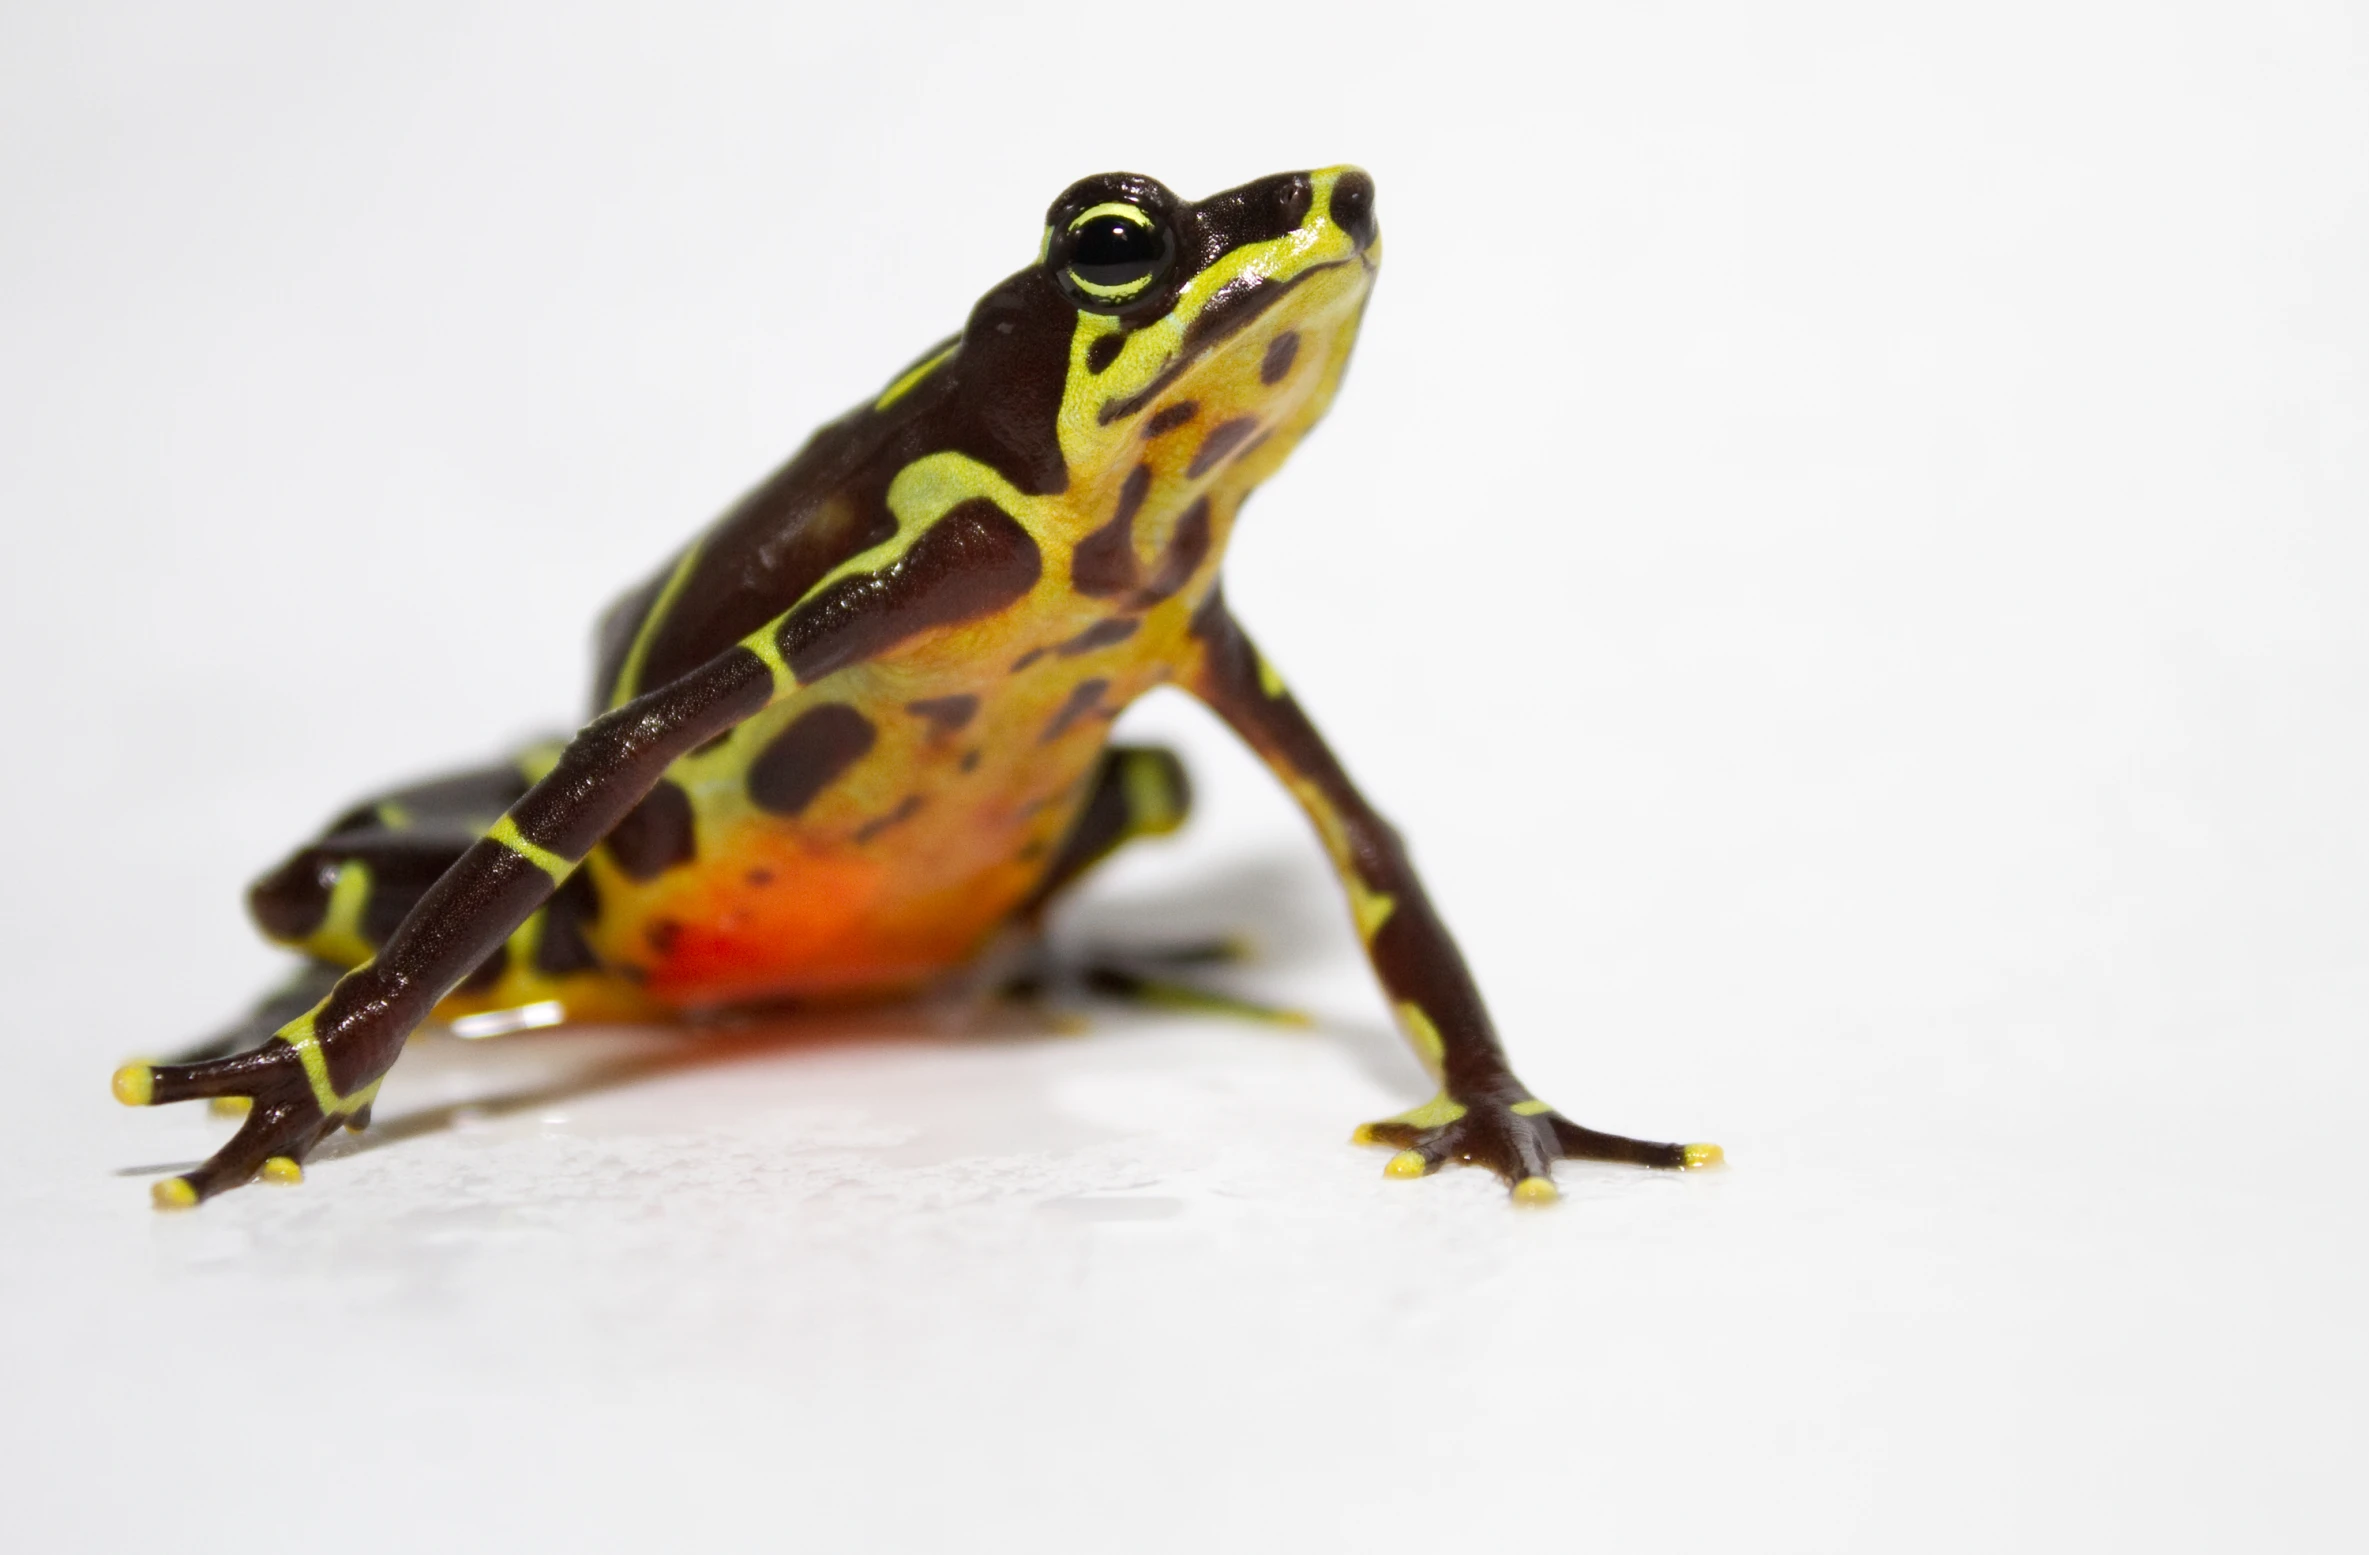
[1328,169,1377,253]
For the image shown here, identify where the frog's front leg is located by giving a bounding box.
[1184,594,1719,1204]
[113,645,779,1206]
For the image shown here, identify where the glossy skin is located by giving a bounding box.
[115,166,1716,1206]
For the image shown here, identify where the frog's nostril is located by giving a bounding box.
[1329,171,1376,251]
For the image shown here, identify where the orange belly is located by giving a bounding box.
[592,815,1045,1007]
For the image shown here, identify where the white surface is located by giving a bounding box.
[3,3,2364,1550]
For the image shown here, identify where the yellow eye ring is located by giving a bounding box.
[1069,201,1155,234]
[1059,202,1172,310]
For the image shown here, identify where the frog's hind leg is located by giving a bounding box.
[247,750,650,1026]
[117,751,646,1203]
[244,757,539,966]
[156,761,549,1125]
[242,750,621,1003]
[1017,744,1307,1027]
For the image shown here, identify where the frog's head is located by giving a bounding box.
[939,167,1379,502]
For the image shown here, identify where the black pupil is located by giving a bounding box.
[1071,215,1165,289]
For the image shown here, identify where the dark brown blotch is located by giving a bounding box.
[1086,334,1126,375]
[747,703,877,816]
[776,499,1043,684]
[1260,332,1299,385]
[1041,678,1112,744]
[1071,464,1154,598]
[1133,496,1212,608]
[907,694,979,737]
[1057,617,1139,657]
[1144,401,1198,438]
[534,872,603,976]
[1188,417,1259,478]
[603,779,697,881]
[854,794,926,844]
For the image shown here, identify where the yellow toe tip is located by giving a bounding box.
[1681,1142,1725,1169]
[150,1177,198,1211]
[259,1157,303,1185]
[1349,1123,1379,1146]
[111,1064,155,1107]
[209,1096,252,1117]
[1511,1175,1560,1206]
[1383,1149,1429,1180]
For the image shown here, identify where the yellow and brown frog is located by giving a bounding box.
[114,166,1719,1207]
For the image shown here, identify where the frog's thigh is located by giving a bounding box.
[1024,743,1191,911]
[247,750,596,983]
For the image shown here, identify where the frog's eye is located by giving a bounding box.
[1057,202,1173,310]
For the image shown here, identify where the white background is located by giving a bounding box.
[3,2,2364,1549]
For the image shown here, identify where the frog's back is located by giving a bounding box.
[590,340,939,714]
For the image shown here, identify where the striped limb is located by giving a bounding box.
[115,488,1047,1206]
[1183,593,1718,1204]
[114,645,777,1206]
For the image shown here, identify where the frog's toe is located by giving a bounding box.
[116,1043,345,1207]
[1355,1094,1706,1202]
[1546,1112,1701,1169]
[150,1098,340,1207]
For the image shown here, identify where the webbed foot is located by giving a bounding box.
[1353,1093,1721,1205]
[112,1041,363,1208]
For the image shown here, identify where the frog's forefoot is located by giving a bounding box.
[112,1043,352,1208]
[1353,1091,1718,1204]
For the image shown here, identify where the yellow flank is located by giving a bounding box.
[259,1157,303,1185]
[110,1063,153,1106]
[609,540,708,709]
[1682,1143,1726,1169]
[1511,1176,1560,1206]
[298,858,375,965]
[487,815,570,879]
[151,1178,199,1211]
[1393,1002,1446,1077]
[874,342,958,412]
[1384,1150,1429,1180]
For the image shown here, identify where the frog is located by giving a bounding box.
[112,164,1721,1208]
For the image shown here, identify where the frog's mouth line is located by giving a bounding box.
[1096,258,1357,426]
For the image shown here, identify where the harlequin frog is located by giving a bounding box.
[114,166,1719,1207]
